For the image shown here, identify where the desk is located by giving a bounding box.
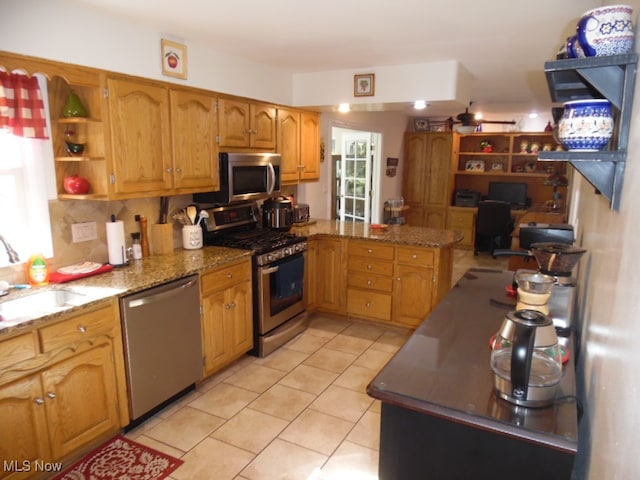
[367,269,578,480]
[447,205,566,257]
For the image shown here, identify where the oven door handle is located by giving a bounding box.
[261,265,279,275]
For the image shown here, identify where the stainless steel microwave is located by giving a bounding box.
[193,152,281,205]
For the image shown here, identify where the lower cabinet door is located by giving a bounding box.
[393,265,435,327]
[42,343,119,459]
[0,374,51,479]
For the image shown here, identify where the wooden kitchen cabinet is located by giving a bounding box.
[218,98,277,150]
[403,132,452,229]
[447,207,476,249]
[0,300,128,478]
[346,240,394,322]
[169,88,220,193]
[201,258,253,376]
[107,75,173,197]
[278,108,321,184]
[312,237,347,315]
[392,246,438,327]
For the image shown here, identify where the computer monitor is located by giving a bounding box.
[487,182,528,208]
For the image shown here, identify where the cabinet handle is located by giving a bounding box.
[175,167,182,173]
[47,392,56,399]
[230,302,236,309]
[366,302,371,308]
[367,248,373,253]
[166,167,173,173]
[367,264,372,270]
[367,280,372,286]
[34,397,45,405]
[227,273,233,279]
[412,254,418,259]
[78,325,87,333]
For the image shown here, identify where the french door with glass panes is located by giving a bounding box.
[338,133,372,222]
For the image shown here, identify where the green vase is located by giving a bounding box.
[63,91,88,118]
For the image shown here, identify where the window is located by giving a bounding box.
[0,74,55,268]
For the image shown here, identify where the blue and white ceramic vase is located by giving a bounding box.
[557,99,614,151]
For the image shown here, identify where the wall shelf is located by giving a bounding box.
[540,54,638,211]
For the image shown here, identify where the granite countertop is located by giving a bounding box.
[0,246,252,337]
[367,268,578,453]
[0,219,461,337]
[292,219,463,247]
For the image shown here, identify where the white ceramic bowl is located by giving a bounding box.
[456,125,476,134]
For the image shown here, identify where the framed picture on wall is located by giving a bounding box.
[161,39,188,79]
[354,74,375,97]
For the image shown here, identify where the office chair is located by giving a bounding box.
[474,200,514,257]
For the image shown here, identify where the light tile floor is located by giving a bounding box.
[125,249,507,480]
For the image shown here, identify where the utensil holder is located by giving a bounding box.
[151,223,174,254]
[182,225,203,250]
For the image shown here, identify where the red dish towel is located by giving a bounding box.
[49,264,114,283]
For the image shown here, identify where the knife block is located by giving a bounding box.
[150,223,174,254]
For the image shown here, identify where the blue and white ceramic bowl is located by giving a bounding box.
[557,99,614,151]
[577,5,635,57]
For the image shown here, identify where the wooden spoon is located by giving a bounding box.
[186,205,198,225]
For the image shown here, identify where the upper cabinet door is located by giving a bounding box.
[218,99,276,150]
[218,98,251,147]
[170,89,220,193]
[251,103,277,150]
[300,111,320,181]
[107,76,173,196]
[277,107,301,184]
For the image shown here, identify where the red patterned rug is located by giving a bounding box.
[54,435,183,480]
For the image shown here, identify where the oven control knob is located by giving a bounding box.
[266,254,273,262]
[284,248,291,256]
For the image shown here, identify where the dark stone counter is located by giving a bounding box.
[367,268,578,480]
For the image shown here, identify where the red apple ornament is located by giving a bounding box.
[63,175,90,194]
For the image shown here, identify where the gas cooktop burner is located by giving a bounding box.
[210,230,304,253]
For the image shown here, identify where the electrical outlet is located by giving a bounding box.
[71,222,98,243]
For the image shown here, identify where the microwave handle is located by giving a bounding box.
[267,162,276,194]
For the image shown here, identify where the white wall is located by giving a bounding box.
[1,0,294,105]
[296,111,409,220]
[569,2,640,478]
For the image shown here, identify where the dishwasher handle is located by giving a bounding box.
[126,277,198,309]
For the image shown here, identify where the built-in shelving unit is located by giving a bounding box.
[539,53,638,211]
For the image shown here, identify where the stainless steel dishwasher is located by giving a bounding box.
[120,274,202,422]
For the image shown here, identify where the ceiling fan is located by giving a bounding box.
[447,103,516,128]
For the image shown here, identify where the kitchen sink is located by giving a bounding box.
[0,289,89,327]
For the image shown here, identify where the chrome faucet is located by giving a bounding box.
[0,235,20,264]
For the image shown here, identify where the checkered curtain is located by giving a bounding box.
[0,71,49,139]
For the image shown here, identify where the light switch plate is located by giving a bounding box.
[71,222,98,243]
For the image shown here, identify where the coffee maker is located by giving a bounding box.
[518,242,586,334]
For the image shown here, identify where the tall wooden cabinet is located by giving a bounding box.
[403,132,453,229]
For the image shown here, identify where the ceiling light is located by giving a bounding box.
[529,112,539,119]
[338,103,350,113]
[474,112,483,120]
[414,100,427,110]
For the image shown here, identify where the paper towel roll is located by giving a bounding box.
[106,220,127,266]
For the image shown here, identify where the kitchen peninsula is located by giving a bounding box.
[367,268,578,480]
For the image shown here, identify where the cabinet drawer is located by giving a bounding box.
[348,256,394,276]
[0,332,38,370]
[201,260,252,294]
[347,289,392,321]
[448,211,475,228]
[347,272,393,292]
[348,240,395,260]
[396,247,435,266]
[39,303,115,353]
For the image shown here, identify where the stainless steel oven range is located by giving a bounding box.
[200,202,308,357]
